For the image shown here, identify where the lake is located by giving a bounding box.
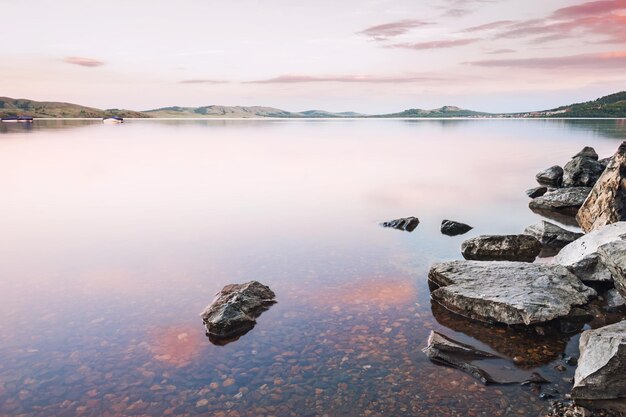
[1,118,625,417]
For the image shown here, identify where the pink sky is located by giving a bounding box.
[2,0,626,113]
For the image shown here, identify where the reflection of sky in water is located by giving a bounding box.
[0,119,624,416]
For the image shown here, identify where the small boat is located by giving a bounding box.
[1,116,34,123]
[103,116,124,124]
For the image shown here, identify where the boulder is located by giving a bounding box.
[536,165,564,187]
[555,222,626,283]
[572,321,626,402]
[422,330,548,385]
[598,240,626,298]
[440,220,473,236]
[576,141,626,233]
[526,186,548,198]
[461,234,542,262]
[381,216,419,232]
[562,156,605,188]
[201,281,276,343]
[573,146,599,161]
[529,187,592,215]
[599,156,613,169]
[523,220,583,257]
[428,260,596,325]
[604,289,626,311]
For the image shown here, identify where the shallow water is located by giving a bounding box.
[0,118,625,417]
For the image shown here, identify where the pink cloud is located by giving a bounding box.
[63,56,105,67]
[486,48,516,54]
[358,20,431,41]
[552,0,625,18]
[387,38,480,50]
[246,74,442,84]
[466,51,626,69]
[462,20,515,32]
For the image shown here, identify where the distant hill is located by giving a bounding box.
[0,97,148,119]
[380,105,491,118]
[2,91,626,119]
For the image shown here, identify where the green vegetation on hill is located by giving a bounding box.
[380,105,490,118]
[0,97,149,119]
[543,92,626,118]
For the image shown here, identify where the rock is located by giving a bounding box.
[428,260,596,325]
[201,281,276,343]
[536,165,564,187]
[573,146,599,161]
[598,240,626,298]
[604,289,626,311]
[381,216,419,232]
[576,141,626,232]
[523,221,584,257]
[562,156,605,188]
[555,222,626,283]
[527,186,548,198]
[599,156,613,169]
[529,187,592,215]
[461,234,542,262]
[572,320,626,402]
[422,330,548,385]
[440,220,473,236]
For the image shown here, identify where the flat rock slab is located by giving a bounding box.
[526,186,548,199]
[524,220,583,257]
[461,234,542,262]
[555,222,626,283]
[577,141,626,233]
[428,260,596,325]
[529,187,592,215]
[572,320,626,402]
[201,281,276,344]
[422,330,548,385]
[441,219,473,236]
[381,216,419,232]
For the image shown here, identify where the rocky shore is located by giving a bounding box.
[425,142,626,415]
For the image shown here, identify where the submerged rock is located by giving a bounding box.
[381,216,420,232]
[526,186,548,198]
[555,222,626,283]
[573,146,599,161]
[572,321,626,403]
[440,220,473,236]
[523,220,583,257]
[562,156,605,188]
[536,165,564,187]
[576,141,626,233]
[201,281,276,344]
[422,330,549,385]
[598,240,626,298]
[428,260,596,326]
[529,187,592,215]
[461,234,542,262]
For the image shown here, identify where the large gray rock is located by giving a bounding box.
[529,187,592,215]
[562,156,605,188]
[573,146,599,161]
[440,219,473,236]
[381,216,419,232]
[201,281,276,342]
[524,220,583,257]
[526,186,548,198]
[555,222,626,283]
[461,234,542,262]
[428,261,596,325]
[598,240,626,298]
[572,321,626,402]
[536,165,564,187]
[576,141,626,233]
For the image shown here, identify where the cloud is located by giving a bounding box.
[462,20,515,32]
[387,38,480,50]
[553,0,625,18]
[179,79,229,84]
[357,19,431,41]
[487,48,516,54]
[444,8,473,17]
[246,74,442,84]
[63,56,105,67]
[466,51,626,69]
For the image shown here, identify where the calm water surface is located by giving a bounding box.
[1,119,625,417]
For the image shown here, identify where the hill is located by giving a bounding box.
[144,106,364,118]
[0,97,148,119]
[380,105,491,118]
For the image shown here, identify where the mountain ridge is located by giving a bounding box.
[2,91,626,119]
